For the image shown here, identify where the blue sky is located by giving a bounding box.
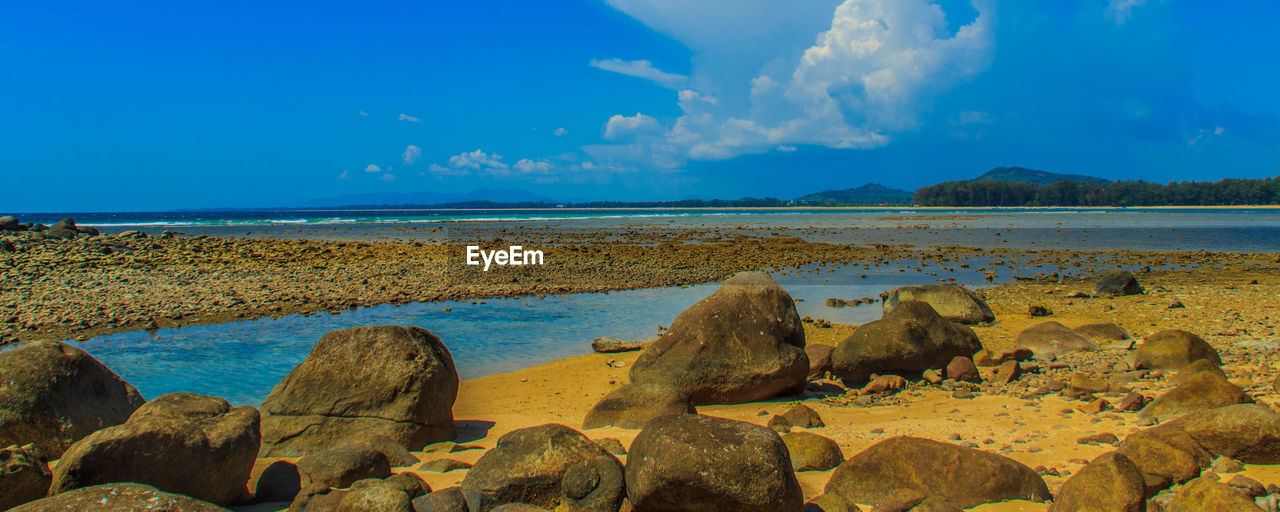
[3,0,1278,211]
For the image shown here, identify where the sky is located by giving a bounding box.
[3,0,1279,211]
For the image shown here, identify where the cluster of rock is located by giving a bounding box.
[4,268,1276,511]
[0,216,101,240]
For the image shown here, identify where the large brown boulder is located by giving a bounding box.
[781,431,843,472]
[260,326,459,457]
[9,483,229,511]
[1094,270,1144,297]
[626,414,803,512]
[1049,452,1145,512]
[806,344,835,380]
[629,272,808,405]
[296,444,392,489]
[48,392,260,506]
[0,443,51,510]
[461,423,622,512]
[1133,330,1222,370]
[823,436,1050,509]
[1014,321,1099,357]
[582,383,695,430]
[1167,477,1265,511]
[1118,427,1212,494]
[830,302,982,386]
[1162,404,1280,464]
[1139,368,1252,422]
[882,284,994,324]
[1073,322,1133,344]
[0,341,145,458]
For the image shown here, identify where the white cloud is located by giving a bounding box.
[448,149,507,170]
[514,159,554,174]
[776,145,797,152]
[364,164,381,173]
[398,113,420,122]
[589,58,689,89]
[402,144,421,165]
[379,173,396,182]
[604,113,661,140]
[583,0,995,169]
[554,127,568,137]
[428,163,468,176]
[1106,0,1147,24]
[338,170,351,180]
[358,111,369,117]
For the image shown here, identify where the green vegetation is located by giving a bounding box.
[915,177,1280,207]
[794,183,913,205]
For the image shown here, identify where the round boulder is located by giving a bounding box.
[461,423,621,512]
[296,444,392,489]
[629,271,809,405]
[1073,322,1133,343]
[582,383,695,430]
[49,392,261,506]
[1014,321,1099,357]
[1139,368,1252,422]
[259,326,459,457]
[0,341,145,458]
[1167,477,1265,511]
[1049,452,1145,512]
[10,483,229,511]
[1133,330,1221,370]
[1094,270,1144,297]
[831,301,982,386]
[781,432,844,471]
[0,443,51,510]
[1163,404,1280,464]
[823,436,1050,509]
[626,414,803,512]
[882,284,995,324]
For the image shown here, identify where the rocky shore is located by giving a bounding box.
[3,260,1280,511]
[2,216,1272,345]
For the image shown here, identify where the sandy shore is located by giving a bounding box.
[235,263,1271,511]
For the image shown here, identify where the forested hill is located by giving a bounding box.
[914,176,1280,207]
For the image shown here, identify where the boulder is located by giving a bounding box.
[992,360,1022,384]
[254,460,302,503]
[944,356,981,383]
[1014,321,1100,357]
[1164,404,1280,464]
[260,326,459,457]
[626,414,803,512]
[804,493,859,512]
[48,392,260,506]
[781,432,844,471]
[9,483,229,511]
[1118,427,1212,494]
[807,344,835,380]
[0,443,51,510]
[0,215,18,231]
[1048,452,1145,512]
[823,436,1050,509]
[338,485,413,512]
[296,444,391,489]
[413,486,469,512]
[560,455,626,512]
[350,434,420,467]
[1094,270,1144,297]
[592,337,649,353]
[1167,477,1265,511]
[461,423,621,512]
[1139,369,1252,422]
[831,302,982,386]
[629,272,808,405]
[777,403,826,428]
[1073,322,1133,343]
[1134,330,1222,370]
[881,284,994,325]
[52,218,77,230]
[582,383,695,430]
[0,341,145,458]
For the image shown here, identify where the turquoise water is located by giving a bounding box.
[74,259,1027,405]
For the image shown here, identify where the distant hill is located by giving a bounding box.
[974,167,1110,185]
[304,188,556,208]
[794,183,913,205]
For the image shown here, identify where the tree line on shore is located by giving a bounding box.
[914,176,1280,207]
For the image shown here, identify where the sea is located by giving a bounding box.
[13,207,1280,405]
